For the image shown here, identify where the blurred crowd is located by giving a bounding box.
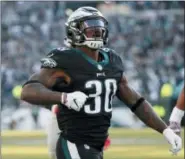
[107,8,184,100]
[1,1,184,127]
[1,1,66,107]
[117,1,184,10]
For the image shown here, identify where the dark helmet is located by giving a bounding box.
[64,6,108,49]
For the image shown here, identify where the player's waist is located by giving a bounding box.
[61,128,108,139]
[59,124,109,137]
[58,116,111,129]
[60,129,107,151]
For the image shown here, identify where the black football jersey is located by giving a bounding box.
[41,47,124,150]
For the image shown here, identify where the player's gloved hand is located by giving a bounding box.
[61,91,88,111]
[163,128,182,155]
[169,121,181,136]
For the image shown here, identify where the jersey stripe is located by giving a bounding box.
[61,138,72,159]
[67,140,81,159]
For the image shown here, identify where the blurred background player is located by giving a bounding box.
[46,105,60,159]
[169,86,184,135]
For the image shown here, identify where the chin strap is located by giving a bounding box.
[64,37,104,50]
[82,40,104,49]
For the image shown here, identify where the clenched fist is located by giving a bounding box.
[61,91,88,111]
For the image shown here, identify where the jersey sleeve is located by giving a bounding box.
[40,49,60,69]
[40,48,71,69]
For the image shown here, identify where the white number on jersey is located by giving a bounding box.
[84,79,117,114]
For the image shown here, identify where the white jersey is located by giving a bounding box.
[45,105,60,159]
[11,107,36,130]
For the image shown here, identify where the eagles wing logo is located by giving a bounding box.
[41,58,57,68]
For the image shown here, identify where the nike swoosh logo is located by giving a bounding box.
[73,99,80,109]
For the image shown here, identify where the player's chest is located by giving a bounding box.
[67,68,121,95]
[65,69,120,114]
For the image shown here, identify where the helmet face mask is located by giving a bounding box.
[81,19,107,38]
[84,27,103,38]
[64,7,109,49]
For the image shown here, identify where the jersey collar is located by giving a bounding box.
[72,48,109,69]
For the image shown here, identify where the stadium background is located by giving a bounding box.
[1,1,184,159]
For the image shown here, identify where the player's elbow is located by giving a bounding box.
[20,85,34,103]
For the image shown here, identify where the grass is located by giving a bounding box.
[1,128,184,159]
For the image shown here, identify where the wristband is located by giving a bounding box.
[61,93,67,105]
[169,107,184,123]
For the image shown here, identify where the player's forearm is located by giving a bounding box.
[176,88,184,111]
[118,76,167,133]
[134,100,167,133]
[21,83,61,105]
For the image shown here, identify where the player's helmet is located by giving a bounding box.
[64,6,108,49]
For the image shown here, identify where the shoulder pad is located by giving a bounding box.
[101,48,119,56]
[46,47,70,57]
[101,48,120,58]
[56,47,71,52]
[41,47,74,69]
[40,57,57,68]
[101,48,124,72]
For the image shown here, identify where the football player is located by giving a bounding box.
[21,6,182,159]
[46,105,60,159]
[169,86,184,136]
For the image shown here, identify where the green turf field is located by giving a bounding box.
[2,128,184,159]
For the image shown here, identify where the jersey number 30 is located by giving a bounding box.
[84,79,117,114]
